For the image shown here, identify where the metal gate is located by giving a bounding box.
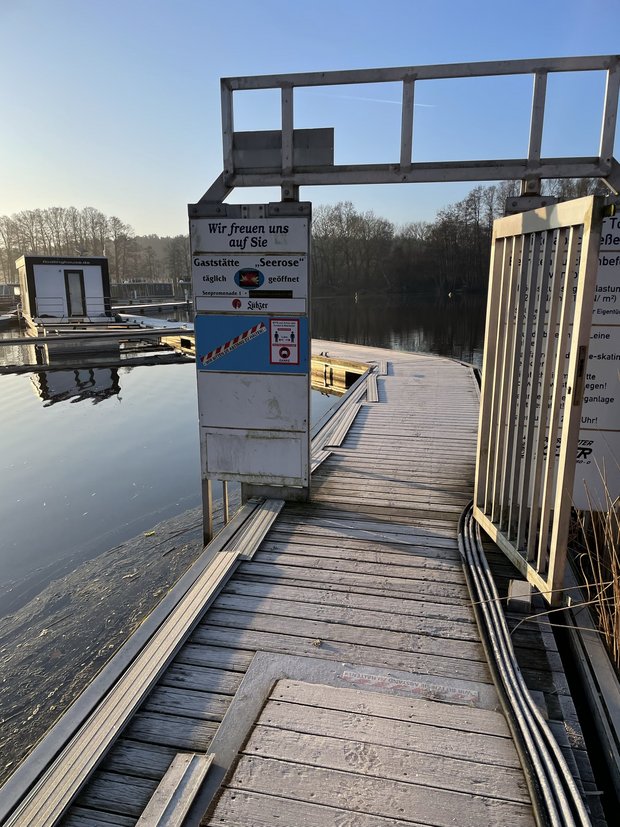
[474,196,605,603]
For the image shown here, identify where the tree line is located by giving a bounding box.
[312,178,608,296]
[0,207,190,285]
[0,178,607,291]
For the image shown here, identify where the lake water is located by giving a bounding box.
[0,292,487,616]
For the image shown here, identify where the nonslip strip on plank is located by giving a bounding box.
[136,752,214,827]
[366,371,379,402]
[323,403,362,447]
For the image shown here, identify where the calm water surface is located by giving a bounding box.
[0,293,486,615]
[312,293,486,368]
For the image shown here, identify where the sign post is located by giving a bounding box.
[573,214,620,509]
[189,202,311,542]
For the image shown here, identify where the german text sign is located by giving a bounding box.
[191,219,309,314]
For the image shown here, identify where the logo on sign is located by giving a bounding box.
[234,268,264,289]
[232,299,242,309]
[279,346,291,359]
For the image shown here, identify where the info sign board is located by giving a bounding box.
[195,314,308,373]
[573,215,620,509]
[519,215,620,510]
[190,204,311,494]
[191,218,309,314]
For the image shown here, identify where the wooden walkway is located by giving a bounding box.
[2,342,596,826]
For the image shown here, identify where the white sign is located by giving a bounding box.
[514,216,619,509]
[195,296,306,314]
[574,215,620,508]
[191,217,308,253]
[192,251,308,314]
[270,319,299,365]
[191,206,311,492]
[190,218,309,312]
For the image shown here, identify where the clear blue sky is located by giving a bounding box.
[0,0,618,236]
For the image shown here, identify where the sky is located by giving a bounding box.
[0,0,618,236]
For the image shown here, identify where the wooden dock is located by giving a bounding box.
[0,342,602,826]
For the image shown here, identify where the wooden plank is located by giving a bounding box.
[256,537,464,572]
[296,500,463,521]
[101,739,176,780]
[246,552,467,591]
[201,608,487,663]
[272,514,460,542]
[259,700,517,765]
[222,579,477,625]
[311,483,472,507]
[193,625,493,683]
[174,644,255,673]
[159,663,243,695]
[366,371,378,402]
[243,725,531,801]
[311,473,474,495]
[224,755,535,826]
[143,686,231,721]
[228,499,284,559]
[290,502,464,523]
[280,505,461,532]
[205,788,422,827]
[135,752,213,827]
[262,529,462,556]
[236,561,471,605]
[211,593,481,646]
[233,570,470,609]
[323,402,362,446]
[271,680,511,737]
[62,806,136,827]
[74,771,157,818]
[252,546,466,583]
[123,713,218,752]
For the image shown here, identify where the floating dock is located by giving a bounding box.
[0,342,604,826]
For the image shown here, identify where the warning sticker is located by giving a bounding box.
[199,321,266,366]
[270,319,299,365]
[195,314,308,374]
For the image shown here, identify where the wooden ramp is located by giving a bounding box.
[5,343,568,825]
[204,677,534,826]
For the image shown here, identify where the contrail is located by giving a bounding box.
[305,91,436,107]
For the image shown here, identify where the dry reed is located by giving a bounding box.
[573,486,620,673]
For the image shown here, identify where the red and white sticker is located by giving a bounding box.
[200,321,266,366]
[270,319,299,365]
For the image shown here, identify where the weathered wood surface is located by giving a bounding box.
[205,678,535,827]
[135,752,214,827]
[55,342,541,826]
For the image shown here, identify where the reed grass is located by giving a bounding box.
[573,486,620,674]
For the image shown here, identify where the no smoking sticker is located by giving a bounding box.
[270,319,299,365]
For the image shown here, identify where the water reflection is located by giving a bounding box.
[31,367,121,406]
[312,293,487,368]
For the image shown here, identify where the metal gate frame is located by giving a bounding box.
[474,196,606,603]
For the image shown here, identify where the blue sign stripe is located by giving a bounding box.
[195,314,309,374]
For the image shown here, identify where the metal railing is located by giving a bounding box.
[33,296,111,319]
[474,196,605,603]
[200,55,620,201]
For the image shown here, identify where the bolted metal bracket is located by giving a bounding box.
[504,195,558,215]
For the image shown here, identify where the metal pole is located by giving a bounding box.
[202,477,213,546]
[222,480,229,525]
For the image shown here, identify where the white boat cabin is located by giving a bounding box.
[16,255,113,321]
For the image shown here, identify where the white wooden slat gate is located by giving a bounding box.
[474,196,606,604]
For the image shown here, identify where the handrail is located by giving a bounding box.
[199,54,620,200]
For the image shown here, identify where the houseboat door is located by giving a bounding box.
[65,269,86,317]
